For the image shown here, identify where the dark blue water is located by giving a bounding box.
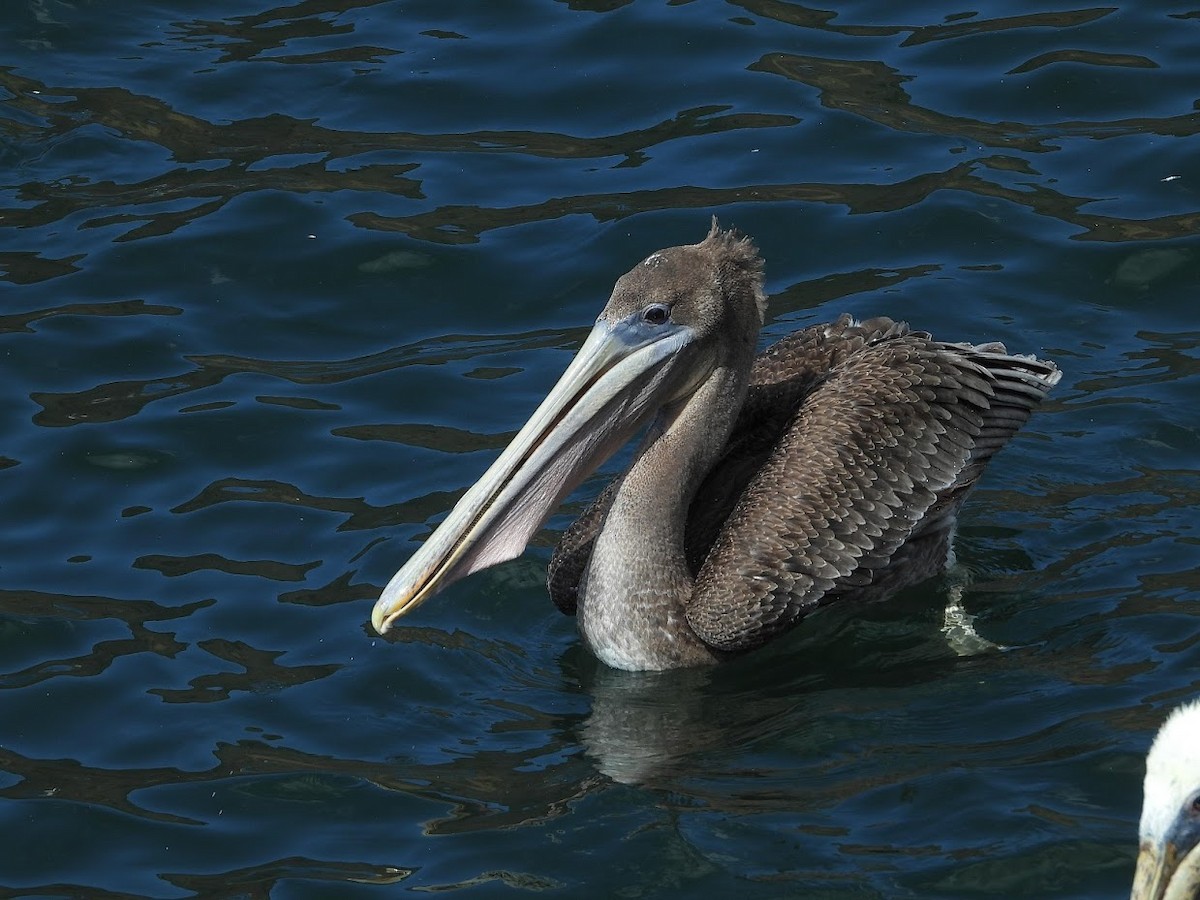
[3,1,1199,896]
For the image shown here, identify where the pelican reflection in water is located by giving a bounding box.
[1132,700,1200,900]
[371,222,1060,671]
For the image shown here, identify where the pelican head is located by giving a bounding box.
[371,221,766,635]
[1132,699,1200,900]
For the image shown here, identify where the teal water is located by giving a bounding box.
[2,1,1199,897]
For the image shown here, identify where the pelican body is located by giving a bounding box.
[1132,700,1200,900]
[371,223,1060,671]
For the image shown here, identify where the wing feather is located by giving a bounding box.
[546,478,619,614]
[685,321,1058,653]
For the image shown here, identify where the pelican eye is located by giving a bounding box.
[1189,791,1200,816]
[642,303,670,326]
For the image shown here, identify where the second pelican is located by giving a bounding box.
[1132,699,1200,900]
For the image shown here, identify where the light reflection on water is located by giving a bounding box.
[2,0,1199,897]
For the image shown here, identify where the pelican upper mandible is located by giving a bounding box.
[1132,700,1200,900]
[370,221,1061,671]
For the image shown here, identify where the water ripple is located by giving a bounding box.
[2,1,1198,896]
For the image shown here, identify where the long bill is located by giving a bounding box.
[371,313,698,635]
[1131,836,1200,900]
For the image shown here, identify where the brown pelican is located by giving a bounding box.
[370,222,1060,671]
[1132,700,1200,899]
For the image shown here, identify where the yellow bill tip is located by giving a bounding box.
[371,595,406,635]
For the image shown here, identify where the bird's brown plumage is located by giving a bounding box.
[549,290,1059,657]
[372,221,1060,670]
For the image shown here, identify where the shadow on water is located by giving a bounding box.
[0,545,1195,896]
[51,542,1200,884]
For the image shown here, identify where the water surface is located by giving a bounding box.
[2,1,1199,897]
